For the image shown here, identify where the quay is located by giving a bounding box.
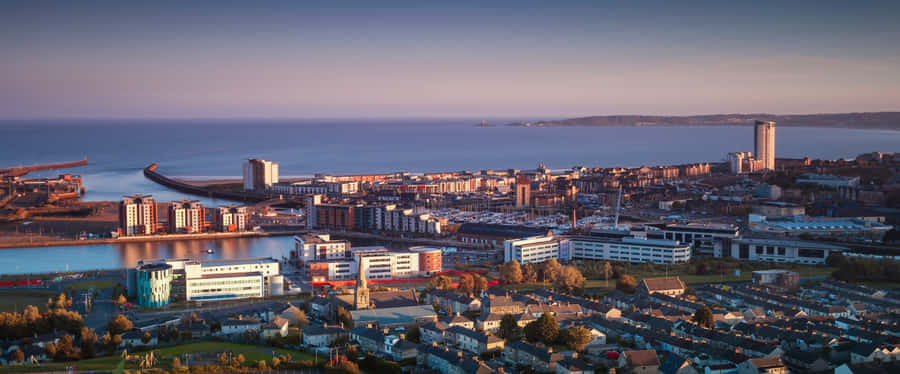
[0,158,88,177]
[143,163,273,203]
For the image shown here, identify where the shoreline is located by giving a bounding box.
[0,230,303,250]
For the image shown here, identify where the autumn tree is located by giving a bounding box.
[564,326,593,351]
[172,357,182,368]
[428,275,453,291]
[555,266,585,293]
[616,274,637,294]
[108,314,133,335]
[473,274,488,295]
[336,307,354,329]
[693,306,714,328]
[13,348,24,363]
[497,314,521,341]
[141,331,152,344]
[542,258,561,283]
[522,263,538,283]
[501,260,523,284]
[457,274,475,294]
[116,294,128,305]
[80,327,98,358]
[292,309,309,328]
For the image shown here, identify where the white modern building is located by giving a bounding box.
[796,174,861,188]
[754,120,776,170]
[504,234,692,264]
[242,159,279,191]
[128,257,282,305]
[659,223,740,256]
[727,238,846,265]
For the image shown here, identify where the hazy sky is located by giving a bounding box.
[2,0,899,119]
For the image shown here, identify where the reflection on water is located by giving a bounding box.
[0,236,295,275]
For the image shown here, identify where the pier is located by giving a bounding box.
[0,158,89,177]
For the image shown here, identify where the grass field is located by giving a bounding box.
[0,290,57,313]
[0,341,320,373]
[67,280,120,290]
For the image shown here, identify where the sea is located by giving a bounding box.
[1,118,899,274]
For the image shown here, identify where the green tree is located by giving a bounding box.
[501,260,523,283]
[406,326,421,343]
[524,313,558,344]
[497,314,521,341]
[616,274,637,294]
[693,306,714,328]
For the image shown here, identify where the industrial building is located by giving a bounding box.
[128,257,283,306]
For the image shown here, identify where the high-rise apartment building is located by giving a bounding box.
[215,204,250,232]
[754,120,776,170]
[242,159,279,191]
[167,200,204,233]
[515,175,531,208]
[120,194,157,236]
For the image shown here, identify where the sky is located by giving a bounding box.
[2,0,899,119]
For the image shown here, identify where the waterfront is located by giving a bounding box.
[3,120,900,204]
[0,236,296,274]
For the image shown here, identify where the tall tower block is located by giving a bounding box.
[754,120,776,170]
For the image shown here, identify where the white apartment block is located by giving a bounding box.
[120,194,156,236]
[216,205,250,231]
[168,200,203,233]
[352,247,421,280]
[293,233,350,262]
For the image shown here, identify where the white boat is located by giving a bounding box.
[207,249,215,254]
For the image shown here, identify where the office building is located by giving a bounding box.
[307,246,442,282]
[658,223,740,256]
[242,158,279,191]
[754,120,776,170]
[119,194,157,236]
[128,257,282,305]
[727,238,845,265]
[167,200,204,233]
[215,205,250,232]
[504,234,692,264]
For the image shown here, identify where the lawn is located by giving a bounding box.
[0,341,320,373]
[67,279,120,290]
[0,290,57,313]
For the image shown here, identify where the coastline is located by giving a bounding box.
[0,230,302,250]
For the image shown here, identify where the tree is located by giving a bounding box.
[80,327,98,358]
[101,332,120,353]
[555,266,585,293]
[116,294,128,305]
[108,314,133,335]
[428,275,453,291]
[522,263,538,283]
[473,274,488,295]
[172,357,182,368]
[291,309,309,328]
[501,260,523,284]
[336,307,354,329]
[695,262,708,275]
[432,300,442,314]
[524,313,558,344]
[406,326,421,343]
[564,326,593,351]
[256,360,268,370]
[497,314,521,341]
[693,306,714,328]
[53,334,79,361]
[141,331,152,345]
[44,342,57,359]
[457,274,475,294]
[617,274,637,294]
[13,349,24,363]
[542,259,561,283]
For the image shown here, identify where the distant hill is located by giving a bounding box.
[503,112,900,130]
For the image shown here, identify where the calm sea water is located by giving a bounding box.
[1,119,899,274]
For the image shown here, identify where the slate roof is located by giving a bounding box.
[640,277,686,292]
[625,350,660,367]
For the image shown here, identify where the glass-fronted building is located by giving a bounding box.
[135,263,173,307]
